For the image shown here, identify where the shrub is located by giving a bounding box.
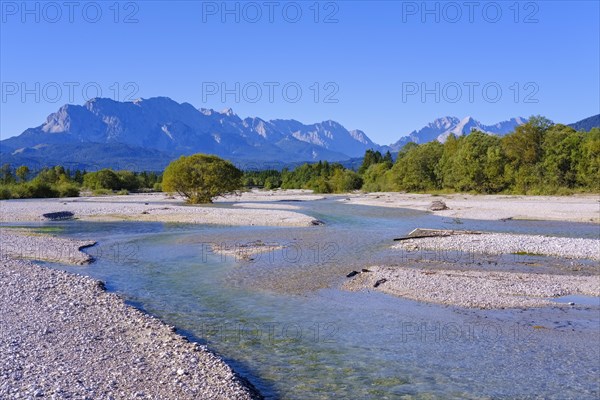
[0,186,12,200]
[92,188,113,196]
[26,181,58,198]
[162,154,243,203]
[57,183,80,198]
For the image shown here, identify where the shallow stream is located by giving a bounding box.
[24,198,600,399]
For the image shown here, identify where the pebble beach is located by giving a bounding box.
[0,243,261,399]
[0,191,321,227]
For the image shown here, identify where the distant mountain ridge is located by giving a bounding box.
[568,114,600,132]
[2,96,592,171]
[390,116,528,150]
[1,97,380,170]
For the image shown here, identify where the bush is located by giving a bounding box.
[0,186,12,200]
[92,188,113,196]
[116,171,139,191]
[162,154,243,203]
[56,183,80,198]
[26,181,58,198]
[84,169,121,190]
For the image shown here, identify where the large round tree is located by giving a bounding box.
[162,154,243,204]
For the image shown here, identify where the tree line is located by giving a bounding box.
[247,116,599,195]
[1,116,598,202]
[0,166,162,200]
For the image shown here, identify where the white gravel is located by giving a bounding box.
[344,266,600,309]
[0,192,320,227]
[0,229,95,265]
[394,233,600,261]
[342,193,600,223]
[211,241,285,261]
[0,251,260,399]
[217,189,325,203]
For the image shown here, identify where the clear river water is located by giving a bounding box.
[25,198,600,399]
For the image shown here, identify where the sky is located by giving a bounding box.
[0,0,599,144]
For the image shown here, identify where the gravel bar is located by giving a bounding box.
[0,229,95,265]
[341,193,600,223]
[344,266,600,309]
[0,229,262,399]
[0,192,320,227]
[394,233,600,261]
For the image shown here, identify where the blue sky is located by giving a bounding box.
[1,0,598,144]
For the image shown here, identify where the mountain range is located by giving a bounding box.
[0,97,596,171]
[389,116,528,150]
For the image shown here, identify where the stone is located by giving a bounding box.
[428,200,448,211]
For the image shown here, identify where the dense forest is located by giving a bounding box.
[1,116,598,200]
[242,117,599,195]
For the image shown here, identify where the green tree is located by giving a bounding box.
[83,169,121,190]
[440,131,503,192]
[484,144,508,193]
[541,125,583,190]
[1,164,15,184]
[362,162,393,192]
[502,116,553,192]
[329,168,362,193]
[162,154,243,203]
[389,141,443,191]
[577,127,600,190]
[358,149,384,174]
[116,170,140,191]
[382,150,393,164]
[15,166,30,182]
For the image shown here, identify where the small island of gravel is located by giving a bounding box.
[344,266,600,309]
[344,229,600,309]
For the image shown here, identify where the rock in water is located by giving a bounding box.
[429,200,448,211]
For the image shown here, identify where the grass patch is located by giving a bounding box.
[0,225,64,233]
[513,251,544,257]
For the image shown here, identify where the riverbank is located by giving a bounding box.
[394,232,600,261]
[343,229,600,309]
[341,193,600,223]
[0,239,261,399]
[0,228,96,265]
[0,191,321,227]
[344,266,600,309]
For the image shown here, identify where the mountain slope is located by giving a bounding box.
[1,97,380,170]
[568,114,600,132]
[390,116,528,150]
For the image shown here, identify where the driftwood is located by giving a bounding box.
[393,228,482,241]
